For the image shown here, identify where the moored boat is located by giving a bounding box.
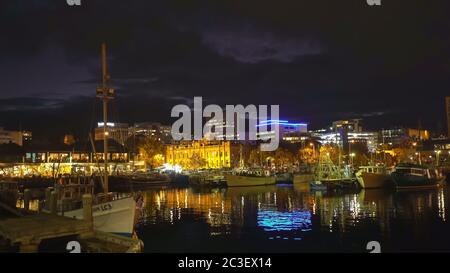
[51,175,137,236]
[275,172,294,184]
[63,194,136,236]
[189,171,227,187]
[356,166,393,189]
[391,163,445,190]
[224,168,276,187]
[312,153,357,190]
[57,43,136,236]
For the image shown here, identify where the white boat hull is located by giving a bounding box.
[63,196,136,236]
[224,174,276,187]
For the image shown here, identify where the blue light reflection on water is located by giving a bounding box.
[257,209,312,232]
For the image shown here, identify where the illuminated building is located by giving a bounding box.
[63,134,75,145]
[166,140,233,169]
[94,122,129,145]
[332,119,362,133]
[203,118,236,140]
[256,119,308,141]
[313,120,378,152]
[0,139,132,177]
[22,131,32,142]
[24,139,129,164]
[315,131,379,152]
[381,128,429,146]
[0,127,24,146]
[131,122,173,143]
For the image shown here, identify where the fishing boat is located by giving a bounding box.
[310,153,357,190]
[224,168,276,187]
[56,43,136,236]
[189,170,227,187]
[275,172,294,184]
[55,178,136,236]
[355,165,393,189]
[391,163,446,190]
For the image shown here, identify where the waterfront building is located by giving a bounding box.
[0,139,134,177]
[166,140,234,169]
[23,139,129,164]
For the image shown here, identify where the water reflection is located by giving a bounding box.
[136,185,450,252]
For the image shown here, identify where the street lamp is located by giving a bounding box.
[309,142,316,159]
[350,152,356,166]
[435,150,441,166]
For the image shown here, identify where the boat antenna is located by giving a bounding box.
[96,42,114,193]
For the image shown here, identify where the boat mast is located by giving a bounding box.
[96,43,114,193]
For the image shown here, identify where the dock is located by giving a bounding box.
[0,190,143,253]
[0,213,92,252]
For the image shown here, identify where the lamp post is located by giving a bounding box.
[350,153,356,167]
[309,142,315,159]
[349,140,355,165]
[435,150,441,166]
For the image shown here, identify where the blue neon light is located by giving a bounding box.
[256,122,307,127]
[260,119,289,124]
[257,119,307,127]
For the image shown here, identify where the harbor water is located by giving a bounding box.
[135,184,450,253]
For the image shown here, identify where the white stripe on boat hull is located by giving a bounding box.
[63,196,136,235]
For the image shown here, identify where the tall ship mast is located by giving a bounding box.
[96,43,114,193]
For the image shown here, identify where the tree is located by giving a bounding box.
[137,137,165,169]
[298,147,316,164]
[248,146,262,167]
[319,144,340,164]
[274,148,295,168]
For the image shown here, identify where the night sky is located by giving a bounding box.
[1,0,450,141]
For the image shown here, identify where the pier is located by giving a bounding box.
[0,213,92,252]
[0,193,143,253]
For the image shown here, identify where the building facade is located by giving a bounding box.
[381,128,429,146]
[166,140,233,169]
[0,127,24,146]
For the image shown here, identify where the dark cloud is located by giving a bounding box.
[0,0,450,139]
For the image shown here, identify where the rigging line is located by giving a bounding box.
[109,100,124,173]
